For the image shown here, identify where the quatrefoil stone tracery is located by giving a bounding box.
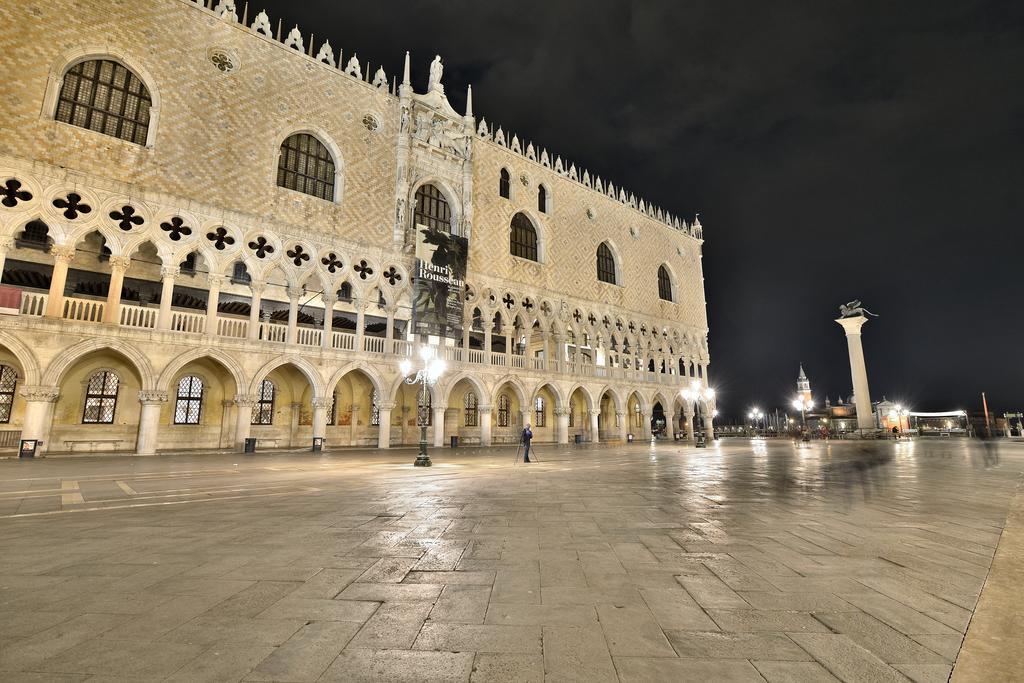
[353,260,373,279]
[110,205,144,231]
[1,179,32,208]
[159,216,192,241]
[382,266,402,285]
[321,253,342,273]
[286,245,311,266]
[52,193,91,219]
[248,236,274,259]
[206,227,235,250]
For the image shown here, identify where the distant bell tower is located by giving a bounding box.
[797,364,812,403]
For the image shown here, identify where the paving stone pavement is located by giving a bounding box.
[0,438,1021,681]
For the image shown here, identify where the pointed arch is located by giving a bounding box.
[0,330,42,385]
[596,240,621,285]
[325,360,387,400]
[248,355,325,398]
[596,385,623,413]
[42,338,156,390]
[529,381,564,411]
[490,374,528,407]
[566,383,595,412]
[156,348,246,394]
[438,371,488,407]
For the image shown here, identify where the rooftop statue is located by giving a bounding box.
[428,55,444,93]
[839,300,878,318]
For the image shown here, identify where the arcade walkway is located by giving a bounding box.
[0,439,1021,681]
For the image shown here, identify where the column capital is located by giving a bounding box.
[377,401,396,411]
[286,285,304,300]
[138,390,169,405]
[0,236,13,253]
[18,385,60,403]
[588,409,601,417]
[248,281,267,295]
[311,397,332,409]
[478,404,493,414]
[615,410,625,418]
[321,293,337,307]
[160,265,180,279]
[835,315,868,335]
[108,255,132,271]
[207,273,226,287]
[553,408,567,416]
[233,394,255,408]
[51,245,76,263]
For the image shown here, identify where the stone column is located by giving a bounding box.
[219,399,234,448]
[234,394,254,450]
[18,386,60,452]
[102,256,131,324]
[286,286,302,345]
[354,301,367,352]
[683,405,695,443]
[479,405,493,446]
[835,315,875,430]
[135,390,168,455]
[555,408,569,444]
[288,402,301,448]
[377,401,394,449]
[433,406,446,447]
[321,295,335,349]
[0,238,12,281]
[589,409,600,443]
[247,282,265,341]
[706,406,716,440]
[312,397,329,447]
[44,246,75,318]
[617,410,628,441]
[641,411,653,438]
[156,266,179,331]
[205,274,224,337]
[349,405,360,446]
[385,306,396,348]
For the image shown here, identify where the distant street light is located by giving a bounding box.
[748,407,765,437]
[399,345,446,467]
[792,397,813,430]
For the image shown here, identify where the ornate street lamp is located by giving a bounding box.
[792,397,813,430]
[399,345,446,467]
[682,381,716,446]
[748,407,765,437]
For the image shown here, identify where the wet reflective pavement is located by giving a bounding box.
[0,438,1021,681]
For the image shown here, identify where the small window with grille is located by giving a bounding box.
[534,396,546,427]
[597,242,617,284]
[510,213,538,262]
[464,391,478,426]
[251,379,275,425]
[498,394,510,428]
[413,184,454,235]
[371,390,380,426]
[173,375,203,425]
[0,365,17,423]
[83,370,119,424]
[658,265,673,301]
[55,59,152,145]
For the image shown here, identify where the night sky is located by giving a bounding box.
[257,0,1023,414]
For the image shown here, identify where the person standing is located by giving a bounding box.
[521,423,533,463]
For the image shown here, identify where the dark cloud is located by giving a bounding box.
[260,0,1024,413]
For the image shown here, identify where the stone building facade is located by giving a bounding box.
[0,0,713,454]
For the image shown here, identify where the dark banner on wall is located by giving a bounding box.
[411,224,468,339]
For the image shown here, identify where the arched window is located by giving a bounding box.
[231,261,251,284]
[83,370,119,424]
[55,59,152,145]
[538,185,549,214]
[251,379,275,425]
[277,133,336,201]
[497,394,510,427]
[327,392,337,425]
[658,265,673,301]
[464,391,478,426]
[597,242,617,284]
[173,375,203,425]
[568,408,575,427]
[634,402,643,428]
[509,212,538,262]
[371,390,380,426]
[413,184,453,234]
[0,365,17,424]
[534,396,546,427]
[499,169,511,199]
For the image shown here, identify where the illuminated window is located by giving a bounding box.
[277,133,335,201]
[83,370,119,424]
[55,59,151,145]
[251,379,275,425]
[534,396,546,427]
[413,184,454,234]
[597,242,616,284]
[509,212,538,261]
[173,375,203,425]
[464,391,478,426]
[371,390,380,426]
[497,394,510,427]
[0,365,17,423]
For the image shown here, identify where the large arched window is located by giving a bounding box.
[174,375,204,425]
[0,365,17,424]
[509,212,538,262]
[251,380,275,425]
[83,370,119,424]
[464,391,478,427]
[534,396,546,427]
[538,185,549,214]
[658,265,673,302]
[499,169,511,199]
[413,184,453,234]
[497,394,510,428]
[55,59,152,145]
[277,133,336,201]
[596,242,617,284]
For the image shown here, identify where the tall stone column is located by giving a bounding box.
[18,386,60,452]
[321,295,335,349]
[135,390,168,455]
[286,286,302,346]
[234,394,254,450]
[0,237,11,281]
[219,399,234,448]
[835,315,875,430]
[156,266,178,331]
[433,406,446,447]
[641,411,653,438]
[311,397,329,447]
[247,282,265,341]
[205,274,224,337]
[616,410,627,441]
[349,405,360,446]
[589,409,600,443]
[683,405,695,443]
[520,409,532,433]
[44,246,75,318]
[377,401,394,449]
[354,301,367,352]
[555,408,569,444]
[102,256,131,324]
[289,402,301,448]
[479,405,493,446]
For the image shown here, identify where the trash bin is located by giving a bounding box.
[312,437,324,452]
[574,434,582,444]
[450,435,458,448]
[627,433,633,443]
[243,437,257,453]
[19,439,37,458]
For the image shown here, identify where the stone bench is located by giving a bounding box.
[63,438,126,452]
[256,438,281,448]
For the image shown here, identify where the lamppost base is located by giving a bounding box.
[413,454,432,467]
